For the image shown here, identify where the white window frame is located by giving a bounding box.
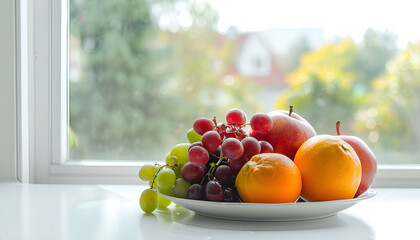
[15,0,420,186]
[19,0,147,184]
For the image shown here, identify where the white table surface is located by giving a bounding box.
[0,182,419,240]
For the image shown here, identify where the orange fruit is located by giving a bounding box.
[294,135,362,202]
[235,153,302,203]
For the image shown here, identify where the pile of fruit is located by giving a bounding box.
[139,107,377,214]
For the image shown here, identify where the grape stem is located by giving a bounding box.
[212,116,218,128]
[150,166,164,190]
[199,116,248,185]
[209,152,219,158]
[201,149,227,185]
[150,161,178,190]
[229,127,248,137]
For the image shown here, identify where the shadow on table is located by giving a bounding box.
[139,206,376,240]
[178,209,372,231]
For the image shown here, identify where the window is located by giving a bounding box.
[25,0,420,185]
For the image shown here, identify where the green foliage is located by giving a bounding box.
[276,29,420,157]
[368,42,420,151]
[68,127,79,151]
[357,28,397,81]
[69,0,260,160]
[70,0,173,160]
[285,37,313,72]
[277,39,367,134]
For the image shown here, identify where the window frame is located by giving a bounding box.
[19,0,420,186]
[22,0,144,184]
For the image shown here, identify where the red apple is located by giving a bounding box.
[249,106,317,160]
[335,121,377,198]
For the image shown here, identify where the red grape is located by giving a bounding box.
[216,123,226,139]
[241,137,261,159]
[224,174,236,188]
[181,162,205,183]
[228,156,249,173]
[226,108,246,125]
[209,146,221,163]
[225,126,246,140]
[201,131,221,152]
[222,138,244,160]
[214,165,234,186]
[188,142,203,151]
[188,146,209,167]
[223,188,240,202]
[250,113,273,133]
[187,184,204,200]
[204,180,224,202]
[193,118,214,135]
[259,141,274,153]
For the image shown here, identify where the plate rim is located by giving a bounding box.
[158,189,376,207]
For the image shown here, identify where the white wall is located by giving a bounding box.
[0,0,17,180]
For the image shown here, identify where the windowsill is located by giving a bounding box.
[0,182,418,239]
[41,162,420,187]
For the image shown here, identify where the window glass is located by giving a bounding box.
[69,0,420,164]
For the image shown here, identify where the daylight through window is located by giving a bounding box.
[69,0,420,164]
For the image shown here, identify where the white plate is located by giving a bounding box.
[158,189,376,221]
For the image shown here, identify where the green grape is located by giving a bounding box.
[139,164,159,181]
[171,178,191,198]
[166,154,182,178]
[157,188,172,209]
[158,186,173,196]
[187,128,202,143]
[170,143,190,165]
[149,179,158,189]
[156,168,176,189]
[140,189,158,213]
[173,164,182,178]
[165,154,173,164]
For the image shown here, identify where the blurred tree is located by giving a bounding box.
[356,28,397,85]
[276,30,398,137]
[69,0,259,160]
[70,0,176,160]
[365,42,420,151]
[285,37,313,73]
[154,1,261,120]
[276,39,366,135]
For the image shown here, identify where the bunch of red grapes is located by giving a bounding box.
[183,108,274,202]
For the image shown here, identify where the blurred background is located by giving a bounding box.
[68,0,420,164]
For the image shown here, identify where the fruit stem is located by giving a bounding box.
[336,121,341,135]
[150,165,165,190]
[212,116,218,129]
[229,126,248,138]
[289,105,293,117]
[200,173,207,185]
[201,149,226,185]
[169,156,178,163]
[168,156,179,169]
[150,162,178,190]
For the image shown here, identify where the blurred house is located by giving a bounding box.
[225,27,324,85]
[223,27,324,110]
